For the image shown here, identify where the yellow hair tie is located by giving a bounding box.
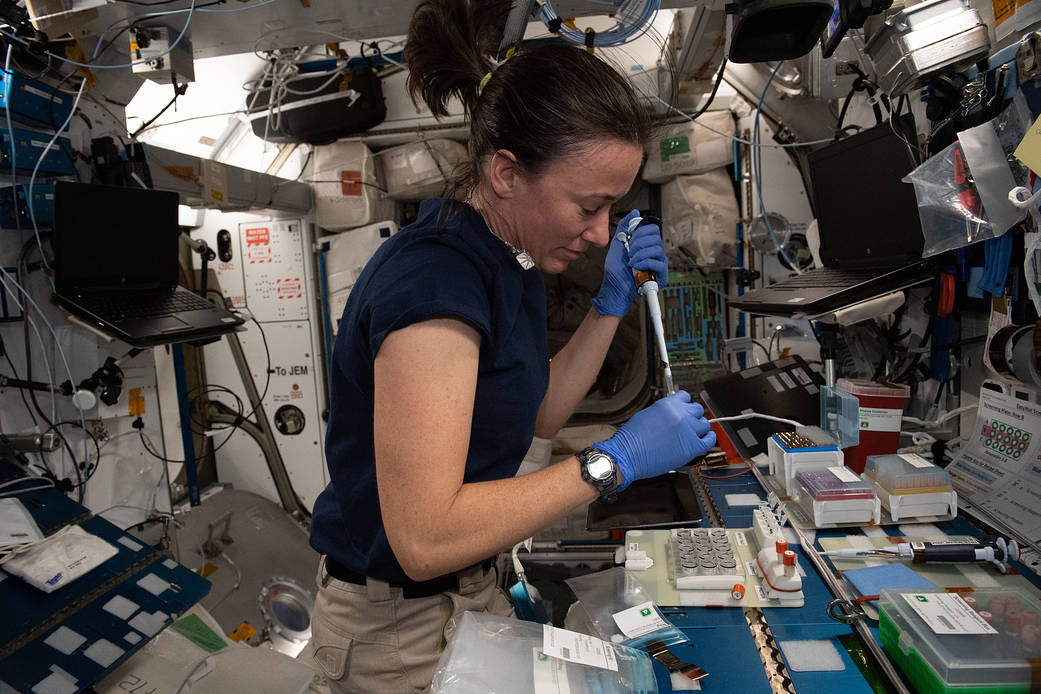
[478,71,493,95]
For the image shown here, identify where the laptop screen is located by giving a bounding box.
[808,117,924,267]
[54,182,180,293]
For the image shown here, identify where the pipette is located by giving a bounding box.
[821,538,1020,572]
[624,215,674,395]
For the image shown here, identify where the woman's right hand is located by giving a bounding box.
[594,390,716,490]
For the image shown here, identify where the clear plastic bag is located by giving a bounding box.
[564,567,687,649]
[904,93,1031,257]
[431,611,658,694]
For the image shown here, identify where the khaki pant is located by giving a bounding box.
[304,557,515,693]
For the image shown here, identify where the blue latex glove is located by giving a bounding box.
[591,209,669,317]
[594,391,716,491]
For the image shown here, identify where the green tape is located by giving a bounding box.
[171,613,227,653]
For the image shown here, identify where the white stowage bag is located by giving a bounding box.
[431,611,659,694]
[642,111,734,184]
[661,168,740,269]
[378,138,468,200]
[312,141,396,232]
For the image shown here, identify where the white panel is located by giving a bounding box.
[240,220,309,322]
[195,212,328,510]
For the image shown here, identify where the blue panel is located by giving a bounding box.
[769,623,876,694]
[666,626,773,693]
[0,72,75,130]
[0,126,74,175]
[0,483,210,693]
[661,605,752,629]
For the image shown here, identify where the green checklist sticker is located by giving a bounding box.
[916,596,928,602]
[640,608,652,617]
[659,136,690,163]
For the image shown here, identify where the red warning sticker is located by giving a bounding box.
[245,227,270,246]
[277,277,302,299]
[248,245,272,264]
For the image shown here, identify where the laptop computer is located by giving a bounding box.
[53,181,245,347]
[729,117,934,318]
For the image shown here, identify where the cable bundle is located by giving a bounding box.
[538,0,660,47]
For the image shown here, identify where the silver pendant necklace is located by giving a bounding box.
[499,238,536,271]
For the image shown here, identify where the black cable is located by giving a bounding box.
[131,79,188,139]
[1,334,38,427]
[41,420,101,485]
[690,57,727,121]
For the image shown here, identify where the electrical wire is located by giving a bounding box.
[689,57,728,121]
[707,412,807,428]
[753,61,800,272]
[902,405,975,428]
[648,93,834,149]
[696,459,753,479]
[28,78,85,280]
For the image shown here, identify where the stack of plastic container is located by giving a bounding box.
[791,466,880,527]
[863,453,957,521]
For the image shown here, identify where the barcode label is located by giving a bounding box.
[542,625,618,671]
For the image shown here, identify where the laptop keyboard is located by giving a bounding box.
[79,290,214,320]
[774,267,891,288]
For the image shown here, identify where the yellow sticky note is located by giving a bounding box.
[1013,111,1041,175]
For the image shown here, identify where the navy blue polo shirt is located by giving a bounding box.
[309,198,550,583]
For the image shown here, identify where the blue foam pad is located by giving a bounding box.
[843,562,936,608]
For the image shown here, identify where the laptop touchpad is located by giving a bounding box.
[154,316,190,332]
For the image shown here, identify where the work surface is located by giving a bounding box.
[640,463,1041,694]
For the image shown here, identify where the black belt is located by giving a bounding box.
[324,556,494,599]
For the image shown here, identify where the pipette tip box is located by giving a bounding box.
[767,427,843,494]
[791,466,880,527]
[880,587,1041,694]
[863,453,957,521]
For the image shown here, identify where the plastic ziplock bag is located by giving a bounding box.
[904,93,1031,257]
[431,611,658,694]
[564,567,687,649]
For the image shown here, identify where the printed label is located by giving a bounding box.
[21,85,54,101]
[755,584,769,601]
[766,375,785,393]
[628,542,639,552]
[806,384,819,395]
[829,466,861,483]
[29,140,55,153]
[778,372,796,390]
[858,407,903,433]
[533,648,573,694]
[747,560,760,577]
[542,625,618,671]
[339,170,363,196]
[901,593,997,635]
[791,367,812,386]
[612,601,669,639]
[737,428,757,447]
[899,453,934,469]
[734,531,748,546]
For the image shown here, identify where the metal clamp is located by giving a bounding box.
[826,597,867,624]
[645,640,708,681]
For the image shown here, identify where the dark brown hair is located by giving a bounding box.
[404,0,652,198]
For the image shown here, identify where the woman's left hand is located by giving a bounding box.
[591,209,669,317]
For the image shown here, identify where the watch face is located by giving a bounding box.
[586,454,614,481]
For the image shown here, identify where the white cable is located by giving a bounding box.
[29,78,85,277]
[902,405,975,428]
[753,61,800,272]
[0,268,88,476]
[0,273,62,473]
[648,93,834,149]
[707,412,806,428]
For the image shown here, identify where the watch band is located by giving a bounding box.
[578,446,620,501]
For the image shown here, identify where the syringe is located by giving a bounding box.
[624,214,674,396]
